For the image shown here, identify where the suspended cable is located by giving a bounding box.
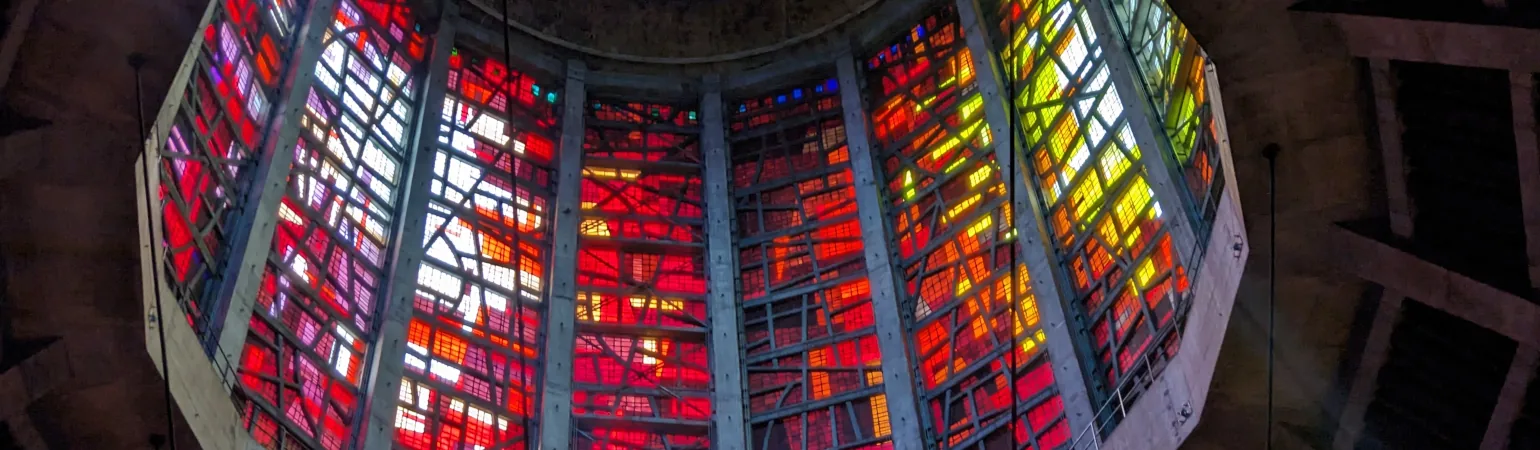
[495,1,534,445]
[1005,26,1020,450]
[130,51,180,450]
[1263,142,1280,450]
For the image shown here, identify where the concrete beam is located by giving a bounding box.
[700,74,749,450]
[357,5,458,447]
[955,0,1098,440]
[1511,71,1540,290]
[0,0,43,94]
[836,49,925,450]
[1331,58,1416,450]
[1330,224,1540,347]
[1482,346,1539,449]
[1370,59,1415,238]
[214,0,341,382]
[1330,292,1405,450]
[538,59,588,450]
[4,412,47,449]
[1307,12,1540,72]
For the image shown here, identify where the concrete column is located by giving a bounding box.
[1372,60,1415,238]
[214,0,342,383]
[700,75,749,450]
[1332,59,1414,450]
[1331,292,1404,450]
[0,0,42,94]
[835,51,926,450]
[1081,0,1200,263]
[1509,71,1540,290]
[357,4,458,447]
[538,60,588,450]
[955,0,1098,441]
[1482,346,1538,449]
[138,0,219,361]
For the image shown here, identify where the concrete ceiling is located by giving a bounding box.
[1168,0,1381,448]
[487,0,876,59]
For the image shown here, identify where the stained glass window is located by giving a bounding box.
[391,48,562,450]
[571,101,712,449]
[156,0,310,341]
[235,1,431,448]
[863,5,1069,449]
[1108,0,1225,231]
[731,79,896,450]
[993,0,1187,398]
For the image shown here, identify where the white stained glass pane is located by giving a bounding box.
[360,141,400,183]
[418,263,464,298]
[428,360,461,384]
[1097,86,1124,123]
[426,234,458,266]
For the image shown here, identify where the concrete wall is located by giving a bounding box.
[0,0,208,447]
[1168,0,1384,448]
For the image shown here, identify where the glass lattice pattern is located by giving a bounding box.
[862,6,1069,449]
[731,79,896,450]
[391,48,562,450]
[993,0,1186,397]
[156,0,311,341]
[572,101,713,449]
[1108,0,1224,231]
[236,1,430,448]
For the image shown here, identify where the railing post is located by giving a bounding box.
[835,49,927,450]
[356,3,459,447]
[700,74,750,450]
[538,59,588,450]
[213,0,342,381]
[956,0,1100,441]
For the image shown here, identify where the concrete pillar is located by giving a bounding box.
[835,50,926,450]
[1330,63,1417,448]
[1510,71,1540,291]
[213,0,341,384]
[1372,60,1415,238]
[357,4,458,447]
[538,60,588,450]
[1330,292,1404,450]
[1482,346,1538,449]
[700,75,749,450]
[0,0,42,96]
[955,0,1098,441]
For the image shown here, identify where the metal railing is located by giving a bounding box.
[1066,210,1214,449]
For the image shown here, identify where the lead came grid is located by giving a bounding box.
[1107,0,1225,230]
[158,0,311,342]
[731,79,897,450]
[862,5,1070,449]
[236,1,430,448]
[993,0,1186,399]
[391,48,562,450]
[572,101,713,449]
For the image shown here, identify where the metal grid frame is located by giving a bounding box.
[571,100,714,450]
[991,0,1187,403]
[861,4,1070,449]
[729,78,897,450]
[235,1,432,448]
[1104,0,1225,235]
[390,46,564,450]
[154,0,314,344]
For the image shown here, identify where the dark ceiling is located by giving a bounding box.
[474,0,876,59]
